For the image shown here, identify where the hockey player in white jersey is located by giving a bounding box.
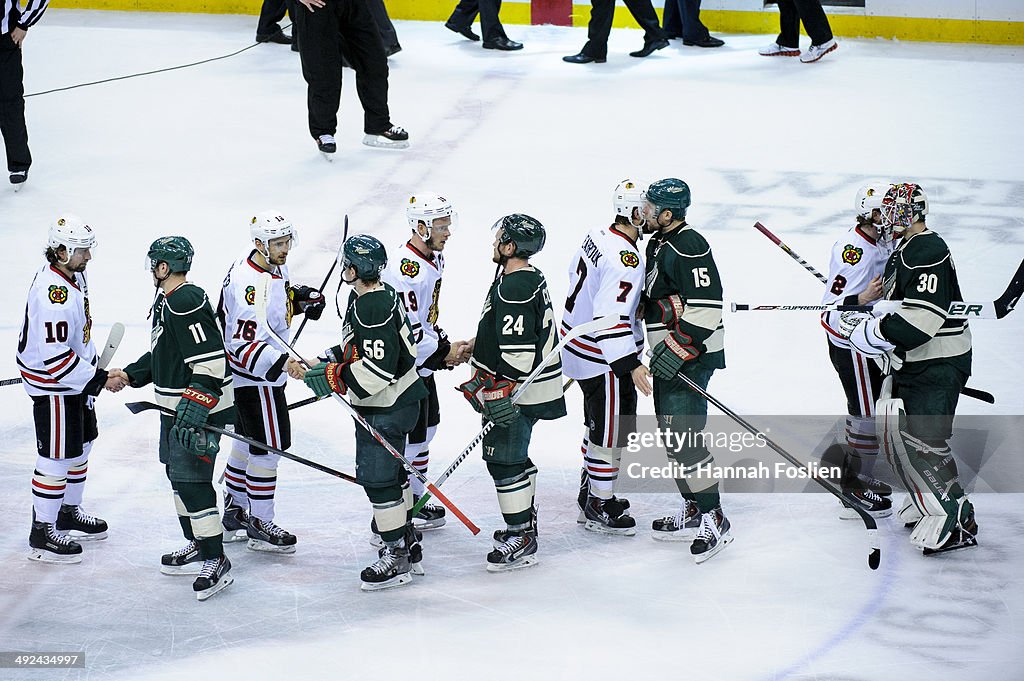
[821,184,894,519]
[561,180,652,535]
[217,211,326,553]
[379,192,469,534]
[17,215,125,563]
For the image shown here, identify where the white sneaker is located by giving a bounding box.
[758,42,800,57]
[800,39,837,63]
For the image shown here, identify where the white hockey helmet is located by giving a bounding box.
[250,211,298,252]
[613,179,647,232]
[853,183,887,222]
[406,192,457,237]
[48,214,96,257]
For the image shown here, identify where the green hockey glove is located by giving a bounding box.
[304,361,347,397]
[458,368,492,413]
[650,332,699,381]
[172,386,220,454]
[481,378,518,427]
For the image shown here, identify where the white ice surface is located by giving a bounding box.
[1,11,1023,681]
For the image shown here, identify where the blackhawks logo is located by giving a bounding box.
[620,251,640,269]
[48,285,68,304]
[841,245,863,265]
[244,285,256,305]
[400,258,420,277]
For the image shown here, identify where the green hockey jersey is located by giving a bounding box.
[470,266,566,420]
[643,224,725,370]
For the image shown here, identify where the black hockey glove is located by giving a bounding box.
[289,285,326,321]
[421,327,454,372]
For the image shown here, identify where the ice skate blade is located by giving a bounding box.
[584,520,636,536]
[412,517,447,531]
[222,529,249,543]
[62,529,108,541]
[361,572,413,591]
[246,538,296,554]
[651,529,696,543]
[28,549,82,564]
[692,533,734,564]
[195,574,234,601]
[411,563,425,576]
[320,151,335,162]
[922,536,978,556]
[362,135,409,150]
[161,563,203,576]
[486,555,538,573]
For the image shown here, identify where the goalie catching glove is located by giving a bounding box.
[839,311,901,372]
[649,295,699,380]
[172,386,220,455]
[458,369,518,427]
[304,344,359,396]
[289,285,326,321]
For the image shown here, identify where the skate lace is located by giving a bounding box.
[318,134,335,143]
[170,541,198,559]
[369,548,398,575]
[198,558,221,579]
[695,513,720,543]
[388,126,406,136]
[497,534,525,556]
[47,525,76,547]
[74,508,101,525]
[258,520,289,538]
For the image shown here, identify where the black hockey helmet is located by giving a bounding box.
[340,234,388,281]
[493,213,546,258]
[646,178,691,222]
[147,236,194,273]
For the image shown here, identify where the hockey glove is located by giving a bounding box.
[838,311,872,339]
[172,386,220,455]
[650,332,699,381]
[458,369,493,413]
[421,327,454,372]
[481,378,518,427]
[303,361,348,397]
[653,295,686,329]
[289,285,326,321]
[847,316,896,358]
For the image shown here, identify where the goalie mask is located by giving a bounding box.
[406,192,457,241]
[48,214,96,264]
[250,211,298,255]
[613,179,647,234]
[880,183,928,242]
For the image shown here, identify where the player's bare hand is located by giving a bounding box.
[632,364,652,397]
[104,369,129,393]
[286,358,307,380]
[11,28,27,47]
[455,337,475,363]
[445,340,470,366]
[857,276,883,305]
[297,0,325,11]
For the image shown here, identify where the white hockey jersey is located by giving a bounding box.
[821,225,893,348]
[16,264,101,397]
[218,251,291,388]
[560,225,645,380]
[380,241,445,376]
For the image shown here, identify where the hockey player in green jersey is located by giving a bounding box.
[458,214,566,572]
[841,182,977,555]
[122,236,236,600]
[302,234,428,591]
[641,178,732,563]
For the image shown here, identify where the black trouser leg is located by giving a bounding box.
[340,0,392,134]
[256,0,288,38]
[0,36,31,174]
[295,2,343,139]
[447,0,480,29]
[679,0,708,42]
[663,0,682,37]
[776,0,801,47]
[792,0,833,44]
[625,0,667,43]
[479,0,508,42]
[366,0,400,50]
[582,0,614,58]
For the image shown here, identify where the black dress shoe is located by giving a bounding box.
[445,21,480,42]
[683,36,725,48]
[483,37,523,51]
[385,43,402,57]
[629,38,669,58]
[562,52,606,64]
[256,31,292,45]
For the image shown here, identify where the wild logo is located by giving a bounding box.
[245,285,256,305]
[48,285,68,305]
[620,251,640,269]
[400,258,420,278]
[842,244,863,266]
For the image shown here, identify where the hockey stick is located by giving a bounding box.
[254,272,481,535]
[125,401,361,485]
[3,322,125,387]
[287,394,329,411]
[753,222,829,284]
[292,215,347,345]
[675,373,881,570]
[410,317,615,517]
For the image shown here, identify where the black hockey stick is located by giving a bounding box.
[125,401,361,485]
[293,215,348,345]
[677,374,881,570]
[287,394,329,411]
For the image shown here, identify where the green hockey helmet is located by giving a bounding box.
[340,234,388,281]
[493,213,546,258]
[147,236,194,273]
[646,178,691,222]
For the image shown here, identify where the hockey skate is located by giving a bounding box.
[580,496,636,536]
[652,499,700,542]
[222,494,249,543]
[246,517,297,554]
[913,498,979,555]
[10,170,27,191]
[161,540,203,575]
[486,530,538,572]
[317,134,337,161]
[361,542,416,591]
[362,125,409,150]
[923,514,978,556]
[56,504,108,541]
[577,468,630,517]
[493,505,538,549]
[29,519,83,564]
[412,494,447,530]
[690,506,733,564]
[839,487,893,520]
[193,555,233,601]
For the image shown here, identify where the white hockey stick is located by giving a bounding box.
[2,322,125,387]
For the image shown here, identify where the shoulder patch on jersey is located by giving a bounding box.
[48,285,69,305]
[620,251,640,269]
[244,285,256,306]
[841,244,863,266]
[164,284,209,316]
[400,258,420,278]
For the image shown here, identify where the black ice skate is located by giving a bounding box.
[412,494,447,530]
[56,504,108,541]
[10,170,28,192]
[246,517,297,554]
[193,555,233,601]
[839,487,893,520]
[317,134,337,161]
[493,505,538,549]
[361,542,415,591]
[580,496,636,536]
[486,530,538,572]
[652,499,700,542]
[222,494,249,543]
[29,519,83,564]
[923,515,978,556]
[576,467,630,516]
[161,540,203,575]
[690,506,733,564]
[362,125,410,150]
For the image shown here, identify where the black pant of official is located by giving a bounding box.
[367,0,400,52]
[774,0,833,47]
[293,0,392,139]
[664,0,712,43]
[257,0,292,39]
[447,0,510,44]
[581,0,665,59]
[0,34,31,174]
